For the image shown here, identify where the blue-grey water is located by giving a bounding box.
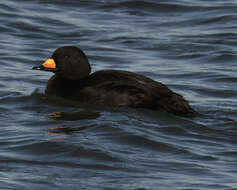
[1,0,237,189]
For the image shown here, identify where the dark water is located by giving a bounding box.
[1,0,237,189]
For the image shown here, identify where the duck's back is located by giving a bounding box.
[55,70,194,117]
[77,70,162,107]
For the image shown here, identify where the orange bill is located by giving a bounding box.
[42,58,56,69]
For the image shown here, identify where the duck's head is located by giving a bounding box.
[32,46,91,80]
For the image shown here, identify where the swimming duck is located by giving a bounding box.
[32,46,195,117]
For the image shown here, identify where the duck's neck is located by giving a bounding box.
[46,74,90,98]
[55,74,90,89]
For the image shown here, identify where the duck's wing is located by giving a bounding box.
[76,70,195,116]
[77,80,153,108]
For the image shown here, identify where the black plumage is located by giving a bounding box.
[33,46,195,117]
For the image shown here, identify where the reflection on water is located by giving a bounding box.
[48,111,100,121]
